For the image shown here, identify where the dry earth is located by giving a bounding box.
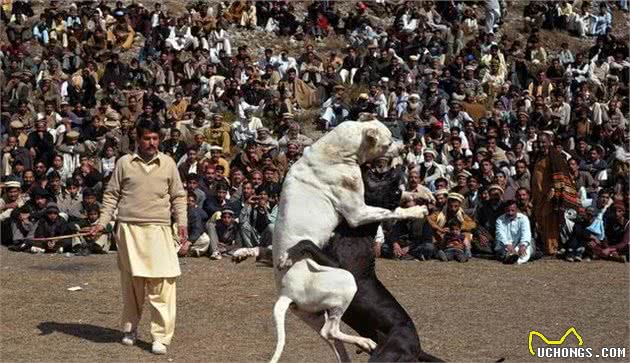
[1,247,628,362]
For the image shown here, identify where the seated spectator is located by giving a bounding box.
[231,110,262,149]
[436,218,470,263]
[239,186,276,249]
[204,146,230,178]
[34,202,78,253]
[74,204,111,255]
[1,178,26,244]
[320,85,350,129]
[475,184,505,254]
[363,156,404,211]
[160,128,188,162]
[595,202,629,262]
[254,127,279,157]
[579,145,608,182]
[204,114,231,155]
[183,193,210,257]
[495,200,534,264]
[202,181,234,221]
[382,195,434,261]
[277,122,313,153]
[207,208,241,260]
[185,174,207,208]
[428,192,476,251]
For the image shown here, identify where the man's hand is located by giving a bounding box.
[506,244,515,254]
[393,242,403,257]
[178,240,190,257]
[86,224,105,237]
[2,202,18,210]
[178,225,188,244]
[517,244,527,257]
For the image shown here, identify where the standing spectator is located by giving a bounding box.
[88,118,188,355]
[531,134,580,255]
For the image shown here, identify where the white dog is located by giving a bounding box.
[234,121,428,362]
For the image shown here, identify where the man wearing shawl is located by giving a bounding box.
[531,133,580,255]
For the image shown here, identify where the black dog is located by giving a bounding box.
[286,221,443,362]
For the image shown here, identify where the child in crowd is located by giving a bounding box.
[437,218,470,262]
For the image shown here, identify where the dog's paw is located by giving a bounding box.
[354,337,377,353]
[396,205,428,219]
[276,252,294,270]
[231,248,254,263]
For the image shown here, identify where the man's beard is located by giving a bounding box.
[375,166,390,174]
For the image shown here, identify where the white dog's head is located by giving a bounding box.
[309,121,394,165]
[357,121,393,164]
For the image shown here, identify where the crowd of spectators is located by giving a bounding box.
[1,0,628,264]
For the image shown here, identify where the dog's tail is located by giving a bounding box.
[269,295,293,363]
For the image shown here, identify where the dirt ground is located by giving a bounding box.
[0,247,628,362]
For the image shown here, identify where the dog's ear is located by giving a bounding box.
[363,127,380,147]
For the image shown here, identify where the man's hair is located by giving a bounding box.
[136,118,161,138]
[516,187,530,195]
[47,171,61,181]
[447,218,462,229]
[504,199,518,209]
[85,204,100,214]
[66,178,80,188]
[598,188,610,197]
[215,181,229,192]
[188,192,198,201]
[186,173,199,182]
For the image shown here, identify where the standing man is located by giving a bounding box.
[88,118,188,355]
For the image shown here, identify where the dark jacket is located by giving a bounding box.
[187,206,208,241]
[363,166,404,211]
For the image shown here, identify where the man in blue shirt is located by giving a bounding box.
[495,200,533,264]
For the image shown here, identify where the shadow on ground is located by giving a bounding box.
[37,322,152,352]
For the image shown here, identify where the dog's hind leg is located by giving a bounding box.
[321,308,377,353]
[293,309,351,363]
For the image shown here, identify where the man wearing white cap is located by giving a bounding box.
[1,178,25,243]
[278,122,313,153]
[231,109,262,148]
[418,148,445,187]
[320,85,350,129]
[427,192,476,255]
[368,83,388,118]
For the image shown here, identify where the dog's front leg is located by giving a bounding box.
[340,203,429,228]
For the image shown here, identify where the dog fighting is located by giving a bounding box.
[2,0,629,362]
